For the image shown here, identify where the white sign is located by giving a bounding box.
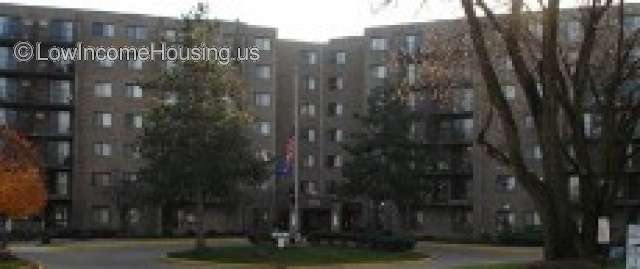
[271,232,290,249]
[628,225,640,269]
[598,217,610,244]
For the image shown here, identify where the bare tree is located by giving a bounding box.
[451,0,640,260]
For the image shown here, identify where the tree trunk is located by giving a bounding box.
[540,201,583,260]
[195,191,206,250]
[0,217,7,250]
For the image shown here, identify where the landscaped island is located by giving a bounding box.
[168,246,428,266]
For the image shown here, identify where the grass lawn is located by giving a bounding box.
[168,245,427,266]
[0,260,29,269]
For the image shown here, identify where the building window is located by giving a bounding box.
[256,149,271,162]
[126,85,143,98]
[92,172,112,187]
[256,65,271,79]
[524,211,542,227]
[457,88,473,112]
[54,172,69,196]
[50,80,72,104]
[0,47,15,70]
[128,58,143,71]
[329,77,343,90]
[163,91,178,105]
[329,128,344,142]
[372,65,387,79]
[126,25,147,40]
[255,37,271,51]
[304,128,316,142]
[306,77,317,90]
[0,108,16,126]
[122,172,138,182]
[584,113,602,138]
[94,82,112,98]
[532,145,543,159]
[327,155,343,168]
[459,118,473,140]
[502,85,516,100]
[54,205,68,227]
[54,111,71,135]
[405,35,417,53]
[525,116,534,129]
[300,103,316,117]
[94,142,112,157]
[97,57,114,68]
[305,51,318,65]
[496,209,515,232]
[128,208,141,224]
[124,144,141,159]
[569,175,580,202]
[92,22,115,37]
[407,64,416,85]
[255,93,271,107]
[0,16,18,38]
[48,141,71,166]
[496,175,516,192]
[94,112,112,128]
[625,16,640,32]
[328,102,343,116]
[0,77,17,101]
[567,20,581,42]
[165,29,177,42]
[336,51,346,64]
[126,112,143,129]
[304,181,319,195]
[51,205,69,228]
[50,20,73,42]
[93,206,111,225]
[370,37,387,51]
[256,121,271,136]
[304,155,315,168]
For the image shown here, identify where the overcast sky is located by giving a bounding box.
[2,1,639,42]
[0,0,462,42]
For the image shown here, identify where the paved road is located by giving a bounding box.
[10,239,541,269]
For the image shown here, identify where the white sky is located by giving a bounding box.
[0,0,462,42]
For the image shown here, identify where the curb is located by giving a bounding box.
[162,256,432,268]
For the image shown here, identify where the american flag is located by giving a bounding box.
[275,135,295,177]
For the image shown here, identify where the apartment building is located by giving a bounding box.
[0,3,276,235]
[275,5,640,241]
[3,3,640,240]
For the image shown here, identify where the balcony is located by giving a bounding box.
[0,21,75,46]
[0,90,73,110]
[0,60,74,79]
[44,148,72,169]
[10,111,73,139]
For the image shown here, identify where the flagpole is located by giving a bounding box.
[293,64,300,242]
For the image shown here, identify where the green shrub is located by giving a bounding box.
[496,227,543,246]
[306,231,416,252]
[365,233,416,252]
[248,231,273,245]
